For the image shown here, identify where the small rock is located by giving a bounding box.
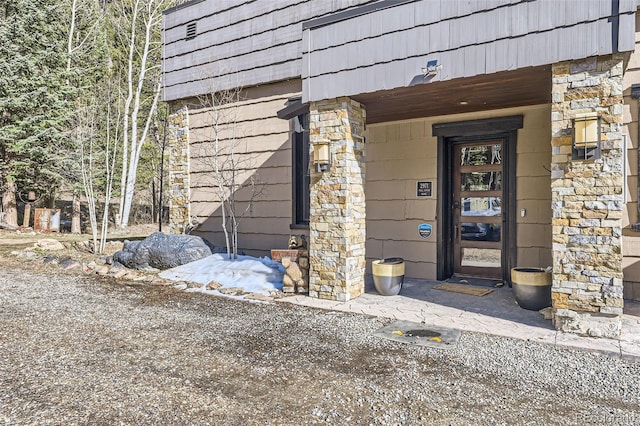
[206,280,222,290]
[95,257,108,265]
[186,281,202,289]
[173,283,188,290]
[87,261,98,270]
[245,293,274,302]
[587,328,602,338]
[36,239,65,251]
[59,258,82,271]
[111,268,128,279]
[150,278,172,286]
[539,307,554,320]
[131,275,154,282]
[96,265,110,275]
[218,287,244,295]
[23,251,39,260]
[43,256,59,265]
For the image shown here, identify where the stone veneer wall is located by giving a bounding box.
[550,55,624,338]
[167,106,191,235]
[308,98,366,301]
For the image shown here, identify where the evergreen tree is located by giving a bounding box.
[0,0,74,206]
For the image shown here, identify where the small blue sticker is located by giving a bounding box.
[418,223,432,239]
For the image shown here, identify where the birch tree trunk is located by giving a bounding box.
[117,0,166,229]
[116,0,138,228]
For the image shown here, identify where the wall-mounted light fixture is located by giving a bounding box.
[313,141,331,172]
[572,112,601,160]
[422,60,442,77]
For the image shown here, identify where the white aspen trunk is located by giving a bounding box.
[120,78,161,228]
[99,93,120,254]
[66,0,77,82]
[117,0,140,228]
[79,122,98,253]
[119,1,162,229]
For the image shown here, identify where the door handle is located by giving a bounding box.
[455,224,459,240]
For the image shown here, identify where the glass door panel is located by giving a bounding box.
[452,141,503,279]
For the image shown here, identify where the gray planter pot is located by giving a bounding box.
[511,267,552,311]
[372,258,405,296]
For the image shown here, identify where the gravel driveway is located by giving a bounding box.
[1,266,639,425]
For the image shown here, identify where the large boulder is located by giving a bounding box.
[113,232,213,270]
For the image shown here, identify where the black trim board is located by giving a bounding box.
[433,116,524,137]
[277,98,309,120]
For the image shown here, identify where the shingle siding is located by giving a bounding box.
[302,0,639,102]
[162,0,373,102]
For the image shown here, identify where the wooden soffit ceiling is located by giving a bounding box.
[352,65,552,124]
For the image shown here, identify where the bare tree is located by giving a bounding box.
[195,82,264,259]
[68,81,120,254]
[65,0,122,253]
[71,100,100,249]
[65,0,104,243]
[99,80,121,254]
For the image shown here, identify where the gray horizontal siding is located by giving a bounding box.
[162,0,373,102]
[302,0,639,102]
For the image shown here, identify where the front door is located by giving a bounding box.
[452,141,504,279]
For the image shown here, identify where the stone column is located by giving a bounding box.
[308,98,366,301]
[550,55,624,338]
[167,105,191,235]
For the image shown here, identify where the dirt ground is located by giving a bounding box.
[0,224,158,269]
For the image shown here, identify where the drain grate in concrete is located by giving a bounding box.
[373,320,460,349]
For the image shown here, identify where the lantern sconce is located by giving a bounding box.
[313,141,331,172]
[572,112,601,160]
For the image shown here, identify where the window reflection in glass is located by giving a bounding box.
[461,197,501,217]
[460,222,501,241]
[461,248,501,267]
[461,171,502,191]
[460,145,502,166]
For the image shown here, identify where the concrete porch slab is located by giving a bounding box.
[278,275,640,360]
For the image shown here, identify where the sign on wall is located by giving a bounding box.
[416,181,433,197]
[418,223,432,239]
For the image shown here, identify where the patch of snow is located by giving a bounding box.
[159,254,284,296]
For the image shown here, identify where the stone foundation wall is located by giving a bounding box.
[271,249,309,294]
[308,98,366,301]
[167,106,191,235]
[550,55,624,338]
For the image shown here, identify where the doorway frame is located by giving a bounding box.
[433,115,523,283]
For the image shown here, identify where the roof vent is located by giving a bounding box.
[186,22,197,40]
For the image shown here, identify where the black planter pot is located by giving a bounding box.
[511,267,552,311]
